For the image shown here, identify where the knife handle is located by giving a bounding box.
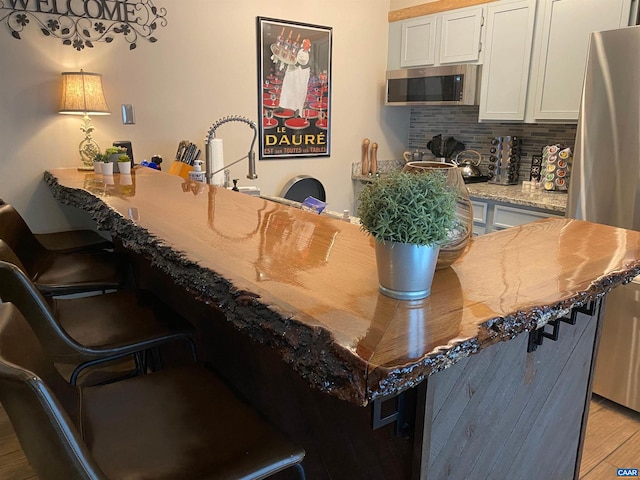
[370,143,378,174]
[361,139,370,175]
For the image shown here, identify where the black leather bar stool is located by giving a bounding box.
[0,302,306,480]
[0,200,113,253]
[0,236,129,296]
[0,260,196,385]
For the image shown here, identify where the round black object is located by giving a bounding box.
[280,176,326,202]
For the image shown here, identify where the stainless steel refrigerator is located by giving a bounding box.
[567,25,640,413]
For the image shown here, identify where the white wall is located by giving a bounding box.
[0,0,409,231]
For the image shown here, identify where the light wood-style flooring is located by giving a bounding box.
[580,395,640,479]
[0,394,638,479]
[0,405,35,480]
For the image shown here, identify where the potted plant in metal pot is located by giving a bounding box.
[105,146,126,160]
[357,170,457,300]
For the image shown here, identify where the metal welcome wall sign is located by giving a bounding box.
[0,0,167,50]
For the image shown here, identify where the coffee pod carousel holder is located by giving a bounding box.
[540,144,572,192]
[487,136,521,185]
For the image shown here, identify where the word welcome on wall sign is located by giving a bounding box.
[0,0,167,50]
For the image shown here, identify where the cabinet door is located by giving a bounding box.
[479,0,537,121]
[439,6,485,64]
[471,199,488,220]
[400,16,437,67]
[471,199,489,235]
[473,224,488,236]
[532,0,632,121]
[493,204,561,230]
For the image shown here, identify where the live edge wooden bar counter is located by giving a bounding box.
[45,167,640,480]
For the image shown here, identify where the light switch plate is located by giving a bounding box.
[121,104,135,125]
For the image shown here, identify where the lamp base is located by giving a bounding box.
[78,118,100,170]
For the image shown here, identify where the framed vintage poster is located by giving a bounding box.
[256,17,332,159]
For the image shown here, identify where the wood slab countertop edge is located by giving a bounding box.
[44,169,640,406]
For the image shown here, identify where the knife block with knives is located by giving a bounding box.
[169,140,202,180]
[361,138,378,176]
[169,160,193,180]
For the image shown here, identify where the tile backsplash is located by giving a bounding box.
[408,106,577,181]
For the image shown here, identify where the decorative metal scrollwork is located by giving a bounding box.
[0,0,167,50]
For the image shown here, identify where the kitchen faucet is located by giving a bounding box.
[204,115,258,185]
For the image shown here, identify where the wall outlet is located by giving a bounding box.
[121,104,135,125]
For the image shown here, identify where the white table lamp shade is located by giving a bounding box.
[59,70,110,115]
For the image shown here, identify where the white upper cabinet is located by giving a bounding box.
[400,15,437,67]
[530,0,632,121]
[388,0,633,122]
[479,0,537,121]
[478,0,632,122]
[390,4,486,69]
[439,7,485,64]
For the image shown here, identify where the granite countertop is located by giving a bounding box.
[352,161,568,214]
[45,168,640,406]
[465,183,567,213]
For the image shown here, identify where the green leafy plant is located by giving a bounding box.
[97,146,127,163]
[117,154,130,162]
[357,170,457,246]
[105,146,126,156]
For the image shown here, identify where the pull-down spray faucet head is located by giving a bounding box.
[204,115,258,185]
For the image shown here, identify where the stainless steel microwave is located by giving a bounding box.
[385,64,479,106]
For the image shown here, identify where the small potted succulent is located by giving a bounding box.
[105,146,126,160]
[92,152,105,173]
[117,154,131,174]
[102,146,126,174]
[357,170,457,300]
[101,154,114,175]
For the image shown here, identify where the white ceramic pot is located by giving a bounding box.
[375,240,439,300]
[93,162,102,174]
[102,162,114,175]
[118,162,131,175]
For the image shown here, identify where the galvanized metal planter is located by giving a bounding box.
[375,241,439,300]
